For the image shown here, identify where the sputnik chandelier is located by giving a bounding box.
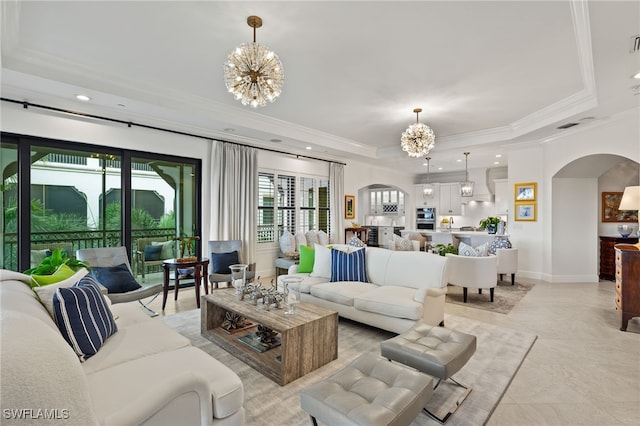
[401,108,436,158]
[224,15,284,108]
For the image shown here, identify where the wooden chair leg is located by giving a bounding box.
[499,273,504,281]
[463,287,468,303]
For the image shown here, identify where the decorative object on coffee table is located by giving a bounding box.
[281,276,303,315]
[221,312,254,334]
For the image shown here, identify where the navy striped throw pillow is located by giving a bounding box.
[53,276,117,361]
[330,248,367,283]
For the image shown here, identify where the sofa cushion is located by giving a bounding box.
[310,282,379,306]
[295,231,307,250]
[82,320,191,374]
[364,247,394,284]
[330,248,367,283]
[1,314,99,425]
[298,245,315,273]
[211,250,239,274]
[277,273,327,294]
[91,263,141,294]
[86,346,244,423]
[144,244,163,261]
[354,286,423,320]
[53,276,118,361]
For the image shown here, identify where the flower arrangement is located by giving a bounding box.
[479,216,502,233]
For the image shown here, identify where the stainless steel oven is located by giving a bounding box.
[416,207,436,230]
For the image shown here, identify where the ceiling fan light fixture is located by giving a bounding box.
[460,152,474,197]
[401,108,435,158]
[224,15,284,108]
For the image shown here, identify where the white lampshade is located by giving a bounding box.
[619,186,640,210]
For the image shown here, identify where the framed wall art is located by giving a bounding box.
[515,203,536,221]
[345,195,355,219]
[514,182,537,202]
[602,191,638,222]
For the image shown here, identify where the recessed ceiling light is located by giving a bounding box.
[223,128,235,132]
[437,167,443,170]
[305,146,312,150]
[269,138,282,143]
[494,161,500,165]
[633,72,640,79]
[75,94,91,101]
[456,159,462,163]
[495,154,502,158]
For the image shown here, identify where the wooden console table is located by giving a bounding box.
[345,227,369,244]
[614,243,640,331]
[599,236,638,281]
[201,289,338,385]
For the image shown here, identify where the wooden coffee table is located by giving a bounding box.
[200,289,338,385]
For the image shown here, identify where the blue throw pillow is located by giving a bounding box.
[53,276,117,361]
[211,251,239,274]
[330,248,367,283]
[144,245,163,261]
[91,263,141,294]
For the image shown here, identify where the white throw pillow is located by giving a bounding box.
[152,240,175,259]
[317,230,329,246]
[459,241,480,256]
[310,243,332,279]
[34,268,90,317]
[392,234,413,251]
[279,230,297,254]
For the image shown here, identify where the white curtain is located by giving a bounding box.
[329,162,345,243]
[210,141,257,264]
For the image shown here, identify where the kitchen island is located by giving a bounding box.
[401,229,509,247]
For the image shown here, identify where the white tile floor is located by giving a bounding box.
[150,277,640,425]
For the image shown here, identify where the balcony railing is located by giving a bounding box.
[2,228,176,271]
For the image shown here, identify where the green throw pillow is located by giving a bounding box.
[30,264,76,287]
[298,245,315,273]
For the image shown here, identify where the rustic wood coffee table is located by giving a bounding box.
[201,289,338,385]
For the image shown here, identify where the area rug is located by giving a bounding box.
[162,309,536,426]
[446,280,535,314]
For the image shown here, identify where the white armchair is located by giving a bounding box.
[496,248,518,285]
[445,253,498,302]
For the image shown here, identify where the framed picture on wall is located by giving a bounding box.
[515,203,536,221]
[602,192,638,222]
[514,182,537,202]
[345,195,355,219]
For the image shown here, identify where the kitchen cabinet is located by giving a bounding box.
[369,188,405,215]
[494,179,509,214]
[439,183,462,215]
[414,184,439,208]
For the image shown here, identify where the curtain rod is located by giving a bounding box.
[1,97,346,166]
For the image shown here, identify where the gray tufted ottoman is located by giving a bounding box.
[380,322,476,423]
[300,353,433,426]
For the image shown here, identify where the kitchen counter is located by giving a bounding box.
[401,229,509,247]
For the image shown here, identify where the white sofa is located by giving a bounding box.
[0,270,245,426]
[277,247,449,334]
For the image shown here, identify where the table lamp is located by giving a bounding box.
[619,185,640,238]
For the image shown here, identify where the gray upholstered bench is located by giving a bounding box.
[380,322,476,423]
[300,353,433,426]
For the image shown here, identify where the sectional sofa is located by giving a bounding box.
[277,246,449,334]
[0,270,245,425]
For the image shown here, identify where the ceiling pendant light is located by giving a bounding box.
[401,108,436,158]
[224,15,284,108]
[460,152,474,197]
[423,156,434,198]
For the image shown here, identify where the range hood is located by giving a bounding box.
[461,168,495,203]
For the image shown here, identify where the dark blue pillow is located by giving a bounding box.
[144,245,163,261]
[91,263,141,294]
[330,248,368,283]
[211,251,239,274]
[53,276,117,361]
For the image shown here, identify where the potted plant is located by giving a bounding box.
[433,243,458,256]
[24,248,90,287]
[479,216,502,234]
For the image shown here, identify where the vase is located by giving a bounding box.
[487,224,497,234]
[229,264,248,299]
[281,276,303,315]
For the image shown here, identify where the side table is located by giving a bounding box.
[162,258,209,309]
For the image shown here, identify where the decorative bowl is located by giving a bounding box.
[618,224,635,238]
